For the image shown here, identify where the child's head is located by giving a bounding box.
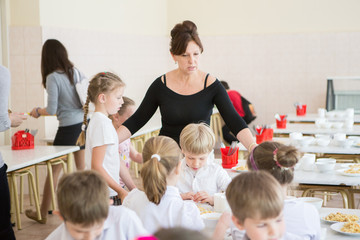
[141,136,183,205]
[154,227,209,240]
[226,171,285,240]
[57,170,109,240]
[110,96,136,129]
[179,123,215,171]
[247,141,300,185]
[77,72,125,145]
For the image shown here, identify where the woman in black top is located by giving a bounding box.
[118,20,256,151]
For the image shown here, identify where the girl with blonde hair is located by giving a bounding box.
[123,136,204,233]
[77,71,128,205]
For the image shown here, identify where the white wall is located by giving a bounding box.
[39,0,168,35]
[168,0,360,35]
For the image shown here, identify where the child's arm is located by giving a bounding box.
[193,191,214,205]
[212,212,231,240]
[129,145,143,163]
[91,145,128,200]
[119,160,137,191]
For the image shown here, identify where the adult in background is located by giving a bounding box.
[220,80,256,144]
[117,20,256,152]
[26,39,86,223]
[0,64,27,240]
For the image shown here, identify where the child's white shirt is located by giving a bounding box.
[123,186,205,234]
[45,206,148,240]
[122,188,149,218]
[85,112,120,197]
[284,197,321,240]
[177,158,231,195]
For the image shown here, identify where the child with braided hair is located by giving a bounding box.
[77,72,128,205]
[245,141,321,240]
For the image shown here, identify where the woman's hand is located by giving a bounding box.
[193,191,214,205]
[9,112,27,127]
[30,107,41,118]
[180,192,195,200]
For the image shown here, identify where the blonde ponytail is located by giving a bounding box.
[141,136,183,205]
[141,157,167,204]
[76,96,90,146]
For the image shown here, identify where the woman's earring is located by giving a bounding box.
[175,61,177,65]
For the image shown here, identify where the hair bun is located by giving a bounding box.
[171,20,198,39]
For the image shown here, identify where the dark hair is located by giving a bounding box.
[247,141,299,185]
[154,227,209,240]
[41,39,74,88]
[220,80,230,90]
[170,20,203,55]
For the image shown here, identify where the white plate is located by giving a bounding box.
[320,212,360,224]
[330,222,360,236]
[231,165,248,172]
[336,169,360,177]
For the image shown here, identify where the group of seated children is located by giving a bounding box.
[45,71,320,240]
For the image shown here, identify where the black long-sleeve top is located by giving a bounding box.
[123,75,248,144]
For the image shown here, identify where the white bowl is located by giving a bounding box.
[298,136,314,147]
[315,161,336,172]
[315,134,331,140]
[320,122,332,129]
[316,158,336,164]
[337,139,355,148]
[347,136,360,144]
[201,212,222,229]
[331,122,344,129]
[315,138,330,147]
[335,111,346,118]
[325,111,336,118]
[297,197,323,210]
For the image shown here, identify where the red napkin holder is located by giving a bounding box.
[221,146,239,168]
[296,104,307,116]
[276,115,287,129]
[256,128,273,144]
[11,130,34,150]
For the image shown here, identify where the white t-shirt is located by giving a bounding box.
[45,206,148,240]
[85,112,120,197]
[177,158,231,195]
[123,186,205,234]
[284,197,321,240]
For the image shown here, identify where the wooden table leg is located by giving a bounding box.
[11,173,21,230]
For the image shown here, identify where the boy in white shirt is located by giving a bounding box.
[46,170,147,240]
[177,123,231,205]
[225,171,303,240]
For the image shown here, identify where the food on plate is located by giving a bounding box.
[197,205,214,215]
[325,212,359,222]
[234,165,248,171]
[341,222,360,233]
[344,164,360,174]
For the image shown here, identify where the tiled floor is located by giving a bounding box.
[13,169,360,240]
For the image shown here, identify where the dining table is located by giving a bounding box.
[272,123,360,136]
[319,207,360,239]
[1,145,80,229]
[287,113,360,124]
